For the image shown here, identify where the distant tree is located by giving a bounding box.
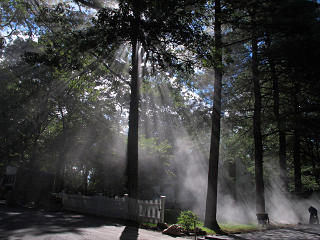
[222,0,320,196]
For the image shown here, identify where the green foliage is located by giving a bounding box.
[177,210,200,231]
[141,222,157,228]
[0,0,36,42]
[302,175,320,192]
[139,136,172,158]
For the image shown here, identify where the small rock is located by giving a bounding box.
[162,224,184,236]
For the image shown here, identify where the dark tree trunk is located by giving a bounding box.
[205,0,222,232]
[279,128,287,187]
[266,34,288,190]
[293,83,302,193]
[83,166,89,193]
[55,106,66,192]
[29,139,39,169]
[315,141,320,186]
[293,129,301,193]
[252,31,266,215]
[29,97,49,170]
[127,4,141,198]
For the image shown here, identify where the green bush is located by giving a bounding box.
[177,210,200,231]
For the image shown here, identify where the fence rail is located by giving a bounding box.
[61,193,165,223]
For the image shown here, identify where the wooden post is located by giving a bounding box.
[123,194,130,220]
[160,196,166,223]
[127,196,139,222]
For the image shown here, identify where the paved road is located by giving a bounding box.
[1,203,320,240]
[0,203,185,240]
[231,224,320,240]
[205,225,320,240]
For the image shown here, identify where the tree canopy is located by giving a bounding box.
[1,0,319,227]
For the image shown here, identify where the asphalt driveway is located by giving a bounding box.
[0,203,185,240]
[2,202,320,240]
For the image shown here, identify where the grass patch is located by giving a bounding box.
[141,222,157,228]
[220,223,259,233]
[196,223,215,235]
[196,222,259,234]
[140,221,259,236]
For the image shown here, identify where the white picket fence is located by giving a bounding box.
[61,193,165,223]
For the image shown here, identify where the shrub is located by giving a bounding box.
[177,210,200,232]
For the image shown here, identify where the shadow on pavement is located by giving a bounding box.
[0,203,127,239]
[227,234,250,240]
[120,225,139,240]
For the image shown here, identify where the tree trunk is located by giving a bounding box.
[127,4,141,198]
[204,0,222,232]
[279,128,287,188]
[55,106,66,192]
[315,141,320,187]
[293,129,301,193]
[293,83,302,193]
[83,166,89,193]
[252,30,266,215]
[266,34,288,191]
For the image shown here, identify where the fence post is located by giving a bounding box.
[126,195,139,222]
[123,194,129,220]
[160,196,166,223]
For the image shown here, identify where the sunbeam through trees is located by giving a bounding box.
[0,0,320,238]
